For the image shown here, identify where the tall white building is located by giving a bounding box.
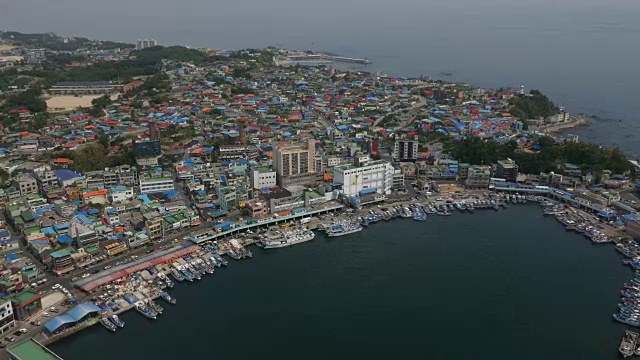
[0,300,15,335]
[139,176,175,194]
[249,167,277,189]
[136,39,158,50]
[393,139,419,161]
[333,156,394,196]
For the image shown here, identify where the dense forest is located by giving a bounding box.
[449,136,635,178]
[0,31,134,51]
[508,90,559,120]
[52,144,136,173]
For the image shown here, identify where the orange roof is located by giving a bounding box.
[52,158,72,163]
[192,148,203,154]
[82,189,107,199]
[324,174,333,181]
[501,113,513,117]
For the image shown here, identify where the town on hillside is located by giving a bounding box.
[0,31,639,353]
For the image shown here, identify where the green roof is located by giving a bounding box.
[10,291,39,304]
[50,248,73,259]
[8,339,62,360]
[23,226,41,235]
[84,246,101,254]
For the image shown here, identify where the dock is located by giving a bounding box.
[278,53,371,66]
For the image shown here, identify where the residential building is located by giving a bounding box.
[49,248,74,275]
[72,223,100,248]
[110,186,135,203]
[465,165,492,188]
[244,199,269,218]
[392,164,405,189]
[8,291,42,321]
[100,240,127,257]
[136,39,157,50]
[332,157,394,196]
[139,176,175,194]
[33,169,57,193]
[133,140,162,166]
[393,139,419,161]
[219,145,258,160]
[0,299,15,335]
[273,139,315,185]
[144,215,164,240]
[249,167,277,189]
[13,174,37,196]
[496,158,519,182]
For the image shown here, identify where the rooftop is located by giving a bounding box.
[8,339,63,360]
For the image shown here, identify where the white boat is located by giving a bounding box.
[263,231,315,249]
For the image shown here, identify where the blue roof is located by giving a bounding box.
[67,302,101,321]
[55,169,81,181]
[57,234,73,244]
[44,315,76,333]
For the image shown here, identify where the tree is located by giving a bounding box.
[2,88,47,113]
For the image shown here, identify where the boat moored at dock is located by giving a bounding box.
[161,291,177,305]
[100,317,118,332]
[135,302,158,320]
[109,314,125,328]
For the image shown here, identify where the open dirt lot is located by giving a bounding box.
[46,94,119,111]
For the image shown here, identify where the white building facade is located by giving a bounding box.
[139,177,175,194]
[333,159,394,196]
[0,300,15,335]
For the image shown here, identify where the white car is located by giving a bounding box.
[82,273,90,278]
[42,312,50,317]
[18,328,27,334]
[51,284,61,290]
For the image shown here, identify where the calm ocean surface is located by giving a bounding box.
[1,2,639,154]
[50,205,631,360]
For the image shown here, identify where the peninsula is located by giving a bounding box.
[0,31,638,359]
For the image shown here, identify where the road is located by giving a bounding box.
[373,99,426,128]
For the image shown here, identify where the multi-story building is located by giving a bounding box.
[393,139,419,161]
[465,165,492,188]
[0,299,15,335]
[100,240,127,257]
[392,164,405,189]
[144,214,164,240]
[332,156,394,196]
[109,186,135,203]
[13,174,37,196]
[139,176,175,194]
[244,199,269,218]
[133,140,162,167]
[249,167,277,189]
[72,223,100,248]
[218,145,258,160]
[273,139,316,186]
[136,39,157,50]
[33,169,57,193]
[496,158,519,182]
[49,248,74,275]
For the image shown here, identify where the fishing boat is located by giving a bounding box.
[225,248,243,260]
[147,300,164,315]
[110,314,125,328]
[161,291,177,305]
[326,222,363,237]
[262,230,315,249]
[180,268,194,282]
[213,253,228,266]
[614,313,640,326]
[135,302,157,320]
[100,317,117,332]
[170,269,184,282]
